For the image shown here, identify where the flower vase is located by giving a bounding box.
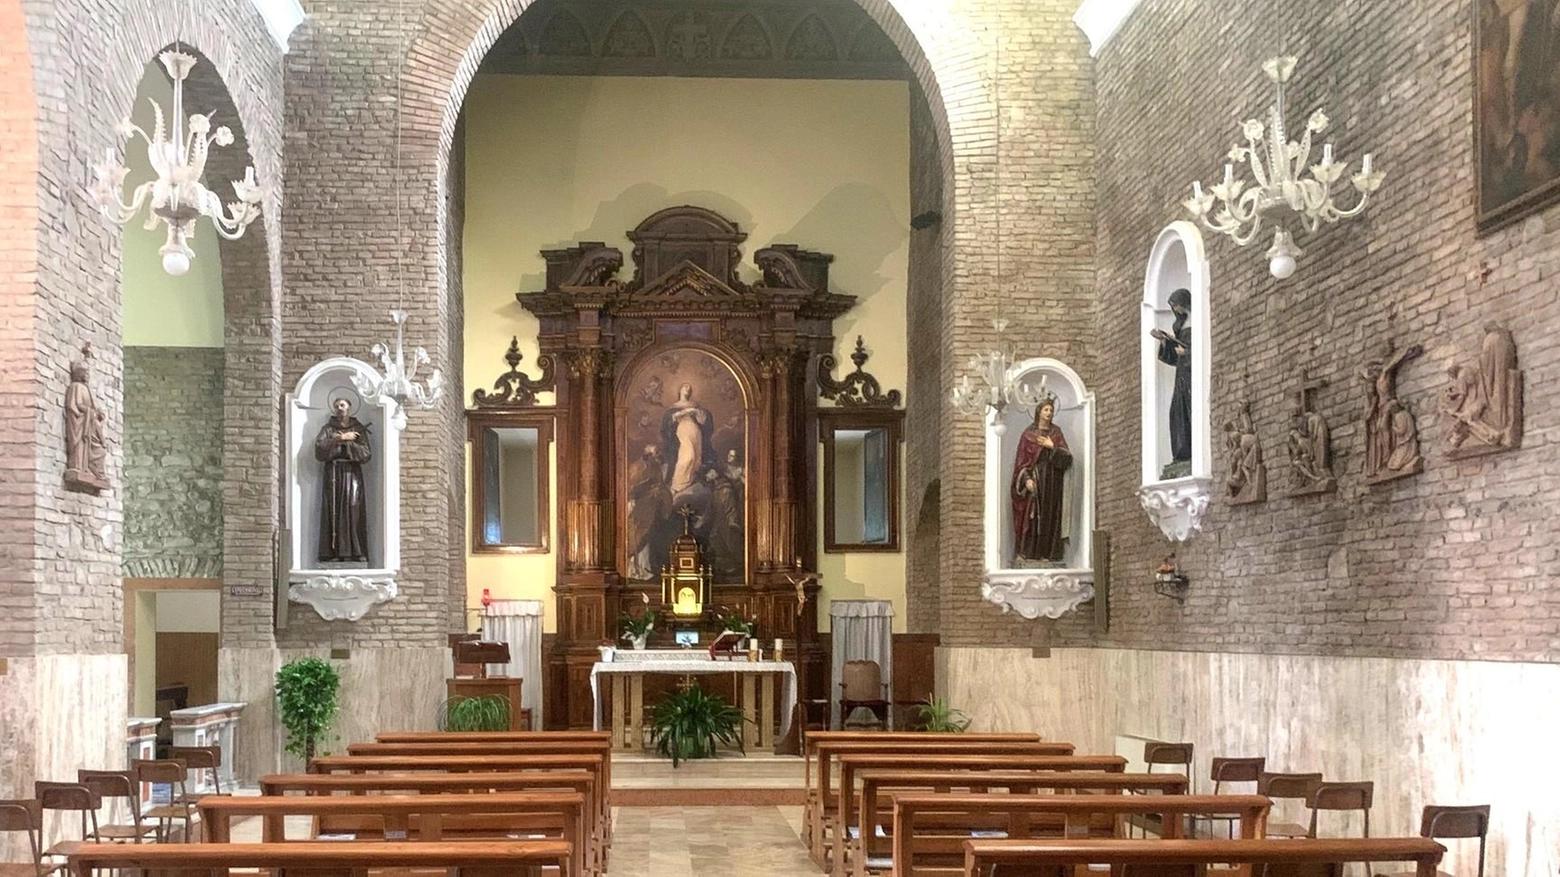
[628,634,648,650]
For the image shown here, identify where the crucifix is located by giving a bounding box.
[676,504,696,534]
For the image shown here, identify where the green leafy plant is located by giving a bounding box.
[619,609,656,640]
[275,658,341,761]
[912,697,972,733]
[714,607,757,637]
[649,683,746,766]
[441,695,512,732]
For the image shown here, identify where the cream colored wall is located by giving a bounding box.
[133,592,157,716]
[462,75,910,633]
[121,61,224,348]
[941,646,1560,877]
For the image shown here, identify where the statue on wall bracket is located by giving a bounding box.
[1441,323,1523,459]
[1360,339,1423,484]
[1011,393,1072,565]
[63,342,110,494]
[315,391,372,563]
[1286,373,1336,496]
[1149,287,1193,480]
[1223,400,1266,504]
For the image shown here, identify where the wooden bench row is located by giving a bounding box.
[962,836,1445,877]
[58,839,574,876]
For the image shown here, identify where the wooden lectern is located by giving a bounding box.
[447,639,527,731]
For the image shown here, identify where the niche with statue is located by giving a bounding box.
[1138,221,1214,541]
[980,358,1096,620]
[284,357,403,621]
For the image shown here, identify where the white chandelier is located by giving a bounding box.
[92,49,265,277]
[352,309,443,429]
[1183,55,1384,280]
[951,319,1047,437]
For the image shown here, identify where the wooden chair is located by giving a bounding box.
[74,771,156,844]
[1376,805,1489,877]
[1308,781,1374,838]
[0,798,60,877]
[32,783,99,860]
[131,759,196,842]
[1258,771,1323,839]
[838,660,889,730]
[1129,741,1194,837]
[1190,756,1266,838]
[166,745,226,800]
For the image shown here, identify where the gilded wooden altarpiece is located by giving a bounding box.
[516,206,854,730]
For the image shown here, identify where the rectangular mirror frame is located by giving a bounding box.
[818,408,904,554]
[467,410,554,555]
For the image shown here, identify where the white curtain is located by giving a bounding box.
[480,599,545,730]
[829,600,894,728]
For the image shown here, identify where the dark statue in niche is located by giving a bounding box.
[1360,340,1424,484]
[1224,401,1266,504]
[316,394,372,563]
[1150,288,1193,479]
[1441,323,1523,459]
[63,342,110,494]
[1011,396,1072,564]
[1286,376,1336,496]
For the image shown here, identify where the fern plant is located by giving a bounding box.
[441,694,512,732]
[648,684,745,766]
[275,658,340,761]
[912,697,972,733]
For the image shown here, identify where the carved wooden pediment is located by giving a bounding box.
[634,260,752,301]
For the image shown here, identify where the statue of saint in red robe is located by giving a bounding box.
[1011,399,1072,563]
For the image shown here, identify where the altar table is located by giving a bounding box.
[590,651,796,752]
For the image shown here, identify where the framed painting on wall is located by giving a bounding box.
[1475,0,1560,231]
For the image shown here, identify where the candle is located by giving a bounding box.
[1192,180,1204,199]
[1223,163,1234,186]
[1362,153,1373,175]
[1322,144,1333,165]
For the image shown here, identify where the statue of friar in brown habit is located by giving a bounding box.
[64,342,109,493]
[315,395,372,563]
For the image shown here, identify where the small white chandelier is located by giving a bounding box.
[92,49,265,276]
[951,318,1047,437]
[352,310,443,429]
[1183,55,1384,280]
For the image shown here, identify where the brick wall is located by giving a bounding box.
[1076,0,1560,663]
[123,347,224,578]
[905,78,942,635]
[18,0,284,657]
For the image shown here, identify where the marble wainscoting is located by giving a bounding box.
[0,654,126,861]
[941,646,1559,877]
[220,646,450,777]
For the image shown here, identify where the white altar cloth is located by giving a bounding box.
[590,654,798,739]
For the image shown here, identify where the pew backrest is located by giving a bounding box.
[960,837,1445,877]
[59,839,577,877]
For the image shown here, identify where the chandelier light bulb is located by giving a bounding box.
[1183,54,1383,281]
[161,248,191,276]
[993,419,1008,438]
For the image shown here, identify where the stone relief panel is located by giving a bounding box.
[1359,339,1424,485]
[1441,323,1523,460]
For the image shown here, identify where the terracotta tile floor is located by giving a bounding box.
[604,805,820,876]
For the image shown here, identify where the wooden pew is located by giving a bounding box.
[257,770,603,873]
[306,754,612,852]
[820,753,1124,871]
[377,731,612,743]
[59,838,576,876]
[809,741,1075,865]
[198,792,591,877]
[881,794,1270,877]
[843,772,1192,877]
[345,739,614,810]
[960,837,1445,877]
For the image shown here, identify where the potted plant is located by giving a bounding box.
[619,609,655,650]
[275,657,341,762]
[440,694,511,731]
[648,683,746,766]
[911,696,972,733]
[715,608,758,648]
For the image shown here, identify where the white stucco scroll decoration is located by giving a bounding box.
[1139,221,1213,541]
[289,574,399,622]
[285,357,402,622]
[980,357,1096,620]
